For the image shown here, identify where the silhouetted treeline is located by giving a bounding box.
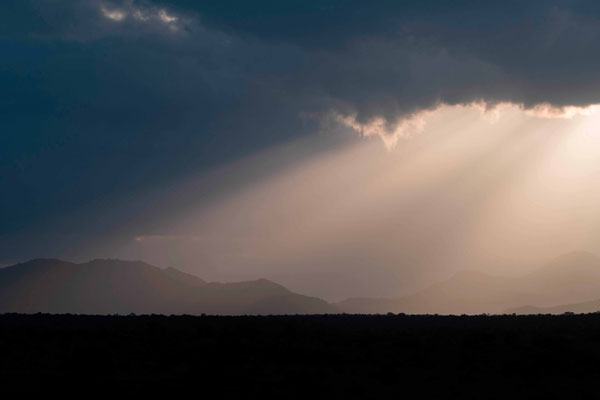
[1,313,600,397]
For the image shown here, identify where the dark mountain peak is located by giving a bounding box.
[242,278,288,290]
[86,258,157,269]
[206,278,290,295]
[0,258,334,315]
[162,266,206,287]
[253,278,284,287]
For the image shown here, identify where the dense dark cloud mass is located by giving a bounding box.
[2,0,600,263]
[165,1,600,111]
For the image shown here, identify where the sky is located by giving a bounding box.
[3,1,600,300]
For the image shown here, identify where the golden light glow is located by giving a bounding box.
[119,103,600,301]
[336,102,600,149]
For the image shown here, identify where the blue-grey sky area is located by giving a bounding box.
[3,1,600,296]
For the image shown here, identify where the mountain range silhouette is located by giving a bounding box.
[336,251,600,314]
[0,259,334,315]
[3,251,600,315]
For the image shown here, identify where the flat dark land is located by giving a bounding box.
[1,313,599,398]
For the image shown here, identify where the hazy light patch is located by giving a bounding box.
[158,10,177,23]
[101,6,126,21]
[98,2,181,30]
[336,102,600,149]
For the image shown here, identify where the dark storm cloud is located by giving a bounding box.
[164,0,600,121]
[0,0,317,240]
[2,0,600,260]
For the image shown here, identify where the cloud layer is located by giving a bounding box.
[3,0,600,264]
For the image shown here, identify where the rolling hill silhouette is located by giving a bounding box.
[505,252,600,314]
[507,299,600,315]
[0,259,334,315]
[337,251,600,314]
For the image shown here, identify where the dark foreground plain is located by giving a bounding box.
[2,313,600,398]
